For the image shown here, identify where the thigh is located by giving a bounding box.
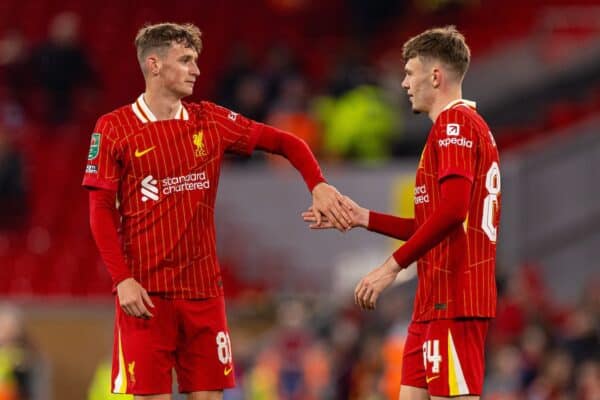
[400,321,428,390]
[423,319,489,397]
[399,385,429,400]
[174,296,235,393]
[113,296,177,395]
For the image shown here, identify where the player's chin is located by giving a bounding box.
[178,87,194,98]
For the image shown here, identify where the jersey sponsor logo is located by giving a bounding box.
[192,131,208,157]
[426,375,440,384]
[85,164,98,174]
[141,175,159,202]
[224,366,233,376]
[438,137,473,148]
[446,123,460,136]
[414,184,430,204]
[141,172,211,202]
[228,111,238,121]
[134,146,156,158]
[87,133,101,160]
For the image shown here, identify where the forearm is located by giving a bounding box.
[391,176,471,270]
[367,211,416,240]
[255,124,325,192]
[89,190,132,285]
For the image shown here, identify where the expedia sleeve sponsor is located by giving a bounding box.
[437,136,473,148]
[432,109,478,182]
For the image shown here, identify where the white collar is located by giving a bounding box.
[442,98,477,111]
[131,94,189,123]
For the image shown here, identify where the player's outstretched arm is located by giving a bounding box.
[354,175,472,310]
[255,124,352,230]
[89,189,154,319]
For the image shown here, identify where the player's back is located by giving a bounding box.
[412,101,501,322]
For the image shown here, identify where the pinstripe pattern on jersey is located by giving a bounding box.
[412,100,500,322]
[83,98,261,298]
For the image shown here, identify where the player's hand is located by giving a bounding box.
[117,278,155,319]
[354,257,400,310]
[311,183,353,231]
[302,196,368,229]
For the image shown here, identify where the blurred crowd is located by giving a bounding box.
[0,304,38,400]
[217,264,600,400]
[2,263,595,400]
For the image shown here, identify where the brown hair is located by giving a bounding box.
[402,26,470,79]
[134,22,202,67]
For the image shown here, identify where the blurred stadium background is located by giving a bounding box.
[0,0,599,399]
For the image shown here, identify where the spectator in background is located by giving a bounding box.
[0,129,27,229]
[216,44,255,111]
[0,304,36,400]
[266,75,321,155]
[315,85,398,162]
[0,31,27,129]
[262,44,299,106]
[29,12,97,125]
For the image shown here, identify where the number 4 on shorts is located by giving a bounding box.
[422,340,442,373]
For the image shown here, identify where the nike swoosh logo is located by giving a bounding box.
[224,366,233,376]
[426,375,440,384]
[135,146,156,157]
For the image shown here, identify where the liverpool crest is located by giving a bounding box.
[193,131,207,157]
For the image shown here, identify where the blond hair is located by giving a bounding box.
[402,26,470,79]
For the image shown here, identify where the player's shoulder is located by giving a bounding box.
[95,104,138,133]
[439,102,479,123]
[436,101,487,136]
[193,100,242,121]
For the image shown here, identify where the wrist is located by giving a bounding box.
[311,181,326,194]
[358,208,369,228]
[115,276,134,288]
[386,256,402,274]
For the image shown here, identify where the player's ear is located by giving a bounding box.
[431,67,441,89]
[146,55,161,76]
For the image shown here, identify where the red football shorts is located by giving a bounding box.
[111,295,235,395]
[401,318,489,396]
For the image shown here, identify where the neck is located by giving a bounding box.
[143,86,181,121]
[428,86,463,122]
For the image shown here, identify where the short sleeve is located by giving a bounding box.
[82,116,122,191]
[204,102,262,155]
[433,109,478,182]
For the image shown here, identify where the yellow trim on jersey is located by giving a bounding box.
[447,330,469,395]
[113,329,128,394]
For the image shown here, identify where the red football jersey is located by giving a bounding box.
[412,99,501,321]
[83,95,261,298]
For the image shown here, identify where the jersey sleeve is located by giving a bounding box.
[82,116,123,191]
[204,102,262,155]
[432,108,478,182]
